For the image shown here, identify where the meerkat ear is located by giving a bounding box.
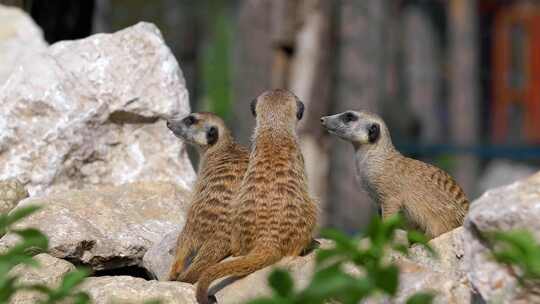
[207,126,219,145]
[368,123,380,143]
[250,98,257,117]
[296,101,305,120]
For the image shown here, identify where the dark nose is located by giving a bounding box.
[320,117,326,123]
[166,120,171,129]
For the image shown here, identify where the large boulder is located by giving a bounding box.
[390,227,472,304]
[0,4,48,86]
[0,182,190,271]
[79,276,196,304]
[0,22,195,196]
[464,172,540,303]
[8,253,76,304]
[0,178,28,215]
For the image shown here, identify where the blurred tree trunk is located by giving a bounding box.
[289,0,336,226]
[231,0,273,145]
[404,5,442,143]
[447,0,479,196]
[326,0,388,232]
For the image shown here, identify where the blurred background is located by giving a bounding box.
[2,0,540,233]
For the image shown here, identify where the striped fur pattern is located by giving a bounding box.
[167,112,249,283]
[321,111,469,239]
[196,90,319,304]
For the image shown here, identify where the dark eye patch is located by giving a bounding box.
[368,123,380,143]
[250,98,257,117]
[340,112,358,123]
[207,126,219,145]
[296,101,305,120]
[183,115,197,126]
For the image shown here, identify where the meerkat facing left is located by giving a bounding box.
[321,111,469,239]
[196,90,319,304]
[166,112,249,283]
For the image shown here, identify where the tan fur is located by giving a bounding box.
[167,112,249,283]
[321,111,469,239]
[196,90,319,304]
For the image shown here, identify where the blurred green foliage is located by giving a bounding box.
[0,206,90,304]
[488,229,540,284]
[201,4,233,120]
[246,215,435,304]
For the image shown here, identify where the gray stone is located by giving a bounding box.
[465,171,540,303]
[0,22,195,196]
[0,182,190,271]
[143,227,181,281]
[8,253,75,304]
[0,178,27,215]
[79,276,196,304]
[0,4,48,86]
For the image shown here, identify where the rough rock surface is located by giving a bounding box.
[465,172,540,303]
[79,276,196,304]
[0,182,190,271]
[0,22,195,196]
[8,253,76,304]
[390,227,472,304]
[143,227,180,280]
[0,178,28,215]
[0,4,48,86]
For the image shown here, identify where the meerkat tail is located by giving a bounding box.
[177,241,230,284]
[196,247,281,304]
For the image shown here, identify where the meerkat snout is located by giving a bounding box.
[321,111,382,145]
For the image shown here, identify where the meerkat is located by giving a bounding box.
[196,89,319,304]
[321,111,469,239]
[166,112,249,283]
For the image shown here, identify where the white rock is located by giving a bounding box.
[0,178,27,215]
[79,276,197,304]
[143,227,181,281]
[0,22,195,195]
[465,171,540,303]
[8,253,76,304]
[0,4,48,86]
[0,182,190,271]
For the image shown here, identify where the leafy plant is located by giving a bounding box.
[0,206,90,303]
[247,215,435,304]
[488,229,540,284]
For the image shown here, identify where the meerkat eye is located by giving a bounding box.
[250,98,257,117]
[368,123,380,143]
[183,115,196,126]
[207,126,219,145]
[341,112,358,123]
[296,101,305,120]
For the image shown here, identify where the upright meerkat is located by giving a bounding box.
[166,112,249,283]
[196,89,319,304]
[321,111,469,239]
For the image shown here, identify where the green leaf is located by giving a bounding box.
[298,264,356,302]
[372,265,399,296]
[0,205,41,235]
[72,292,91,304]
[245,299,282,304]
[406,292,435,304]
[12,228,49,252]
[407,230,435,256]
[268,268,294,297]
